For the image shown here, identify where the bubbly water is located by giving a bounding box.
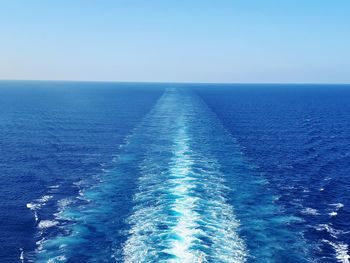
[0,81,349,262]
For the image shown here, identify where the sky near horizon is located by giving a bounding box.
[0,1,349,83]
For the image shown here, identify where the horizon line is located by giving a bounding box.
[0,78,349,85]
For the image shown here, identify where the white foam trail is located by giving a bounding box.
[27,194,53,223]
[301,207,319,216]
[329,211,338,217]
[19,248,24,262]
[47,255,67,263]
[328,203,344,217]
[38,220,59,229]
[316,224,345,238]
[330,203,345,209]
[34,211,39,222]
[166,127,201,262]
[37,195,53,203]
[323,240,350,263]
[123,92,246,262]
[26,203,40,210]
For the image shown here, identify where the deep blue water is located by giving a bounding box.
[0,81,349,263]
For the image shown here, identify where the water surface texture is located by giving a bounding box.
[0,82,349,263]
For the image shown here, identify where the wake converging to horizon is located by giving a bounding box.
[0,82,349,263]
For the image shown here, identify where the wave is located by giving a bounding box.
[29,88,311,262]
[322,240,350,263]
[123,112,246,262]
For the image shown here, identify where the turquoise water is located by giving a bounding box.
[0,82,349,262]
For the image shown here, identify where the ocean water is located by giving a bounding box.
[0,81,349,263]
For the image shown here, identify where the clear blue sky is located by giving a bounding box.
[0,1,349,83]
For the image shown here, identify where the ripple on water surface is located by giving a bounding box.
[28,87,329,262]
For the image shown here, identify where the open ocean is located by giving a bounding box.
[0,81,349,263]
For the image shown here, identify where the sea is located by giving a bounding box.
[0,81,349,263]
